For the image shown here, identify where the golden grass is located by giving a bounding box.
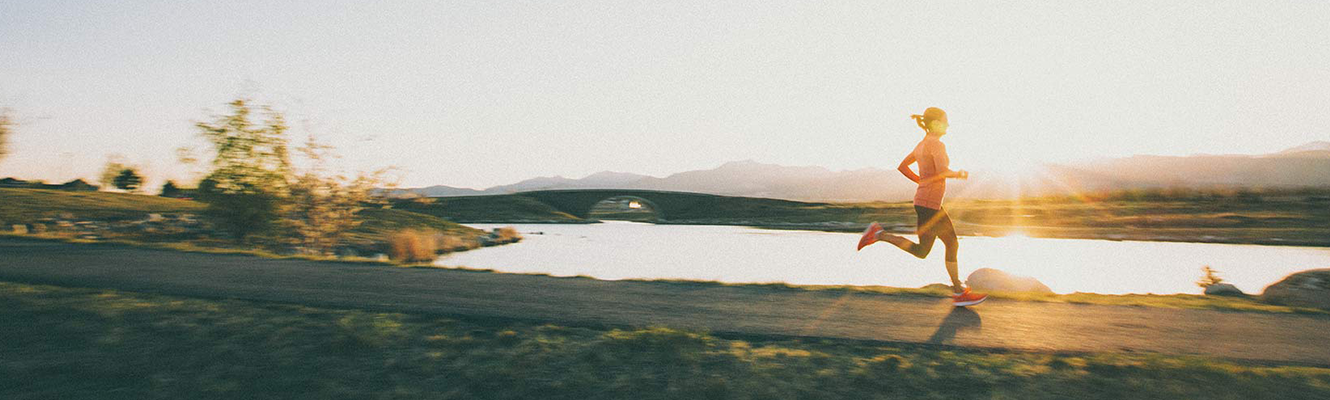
[388,229,439,263]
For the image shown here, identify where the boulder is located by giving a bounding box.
[1203,283,1245,296]
[1262,269,1330,309]
[965,268,1053,293]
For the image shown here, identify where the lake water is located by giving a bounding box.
[438,222,1330,295]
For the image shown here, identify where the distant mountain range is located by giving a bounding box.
[391,141,1330,202]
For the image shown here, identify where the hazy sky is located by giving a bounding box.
[2,0,1327,189]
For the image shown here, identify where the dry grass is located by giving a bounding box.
[387,229,483,262]
[388,229,439,263]
[494,226,521,242]
[437,234,469,252]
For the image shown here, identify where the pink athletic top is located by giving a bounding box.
[911,137,949,210]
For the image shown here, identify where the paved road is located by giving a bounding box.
[3,237,1329,365]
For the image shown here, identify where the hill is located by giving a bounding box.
[389,141,1330,202]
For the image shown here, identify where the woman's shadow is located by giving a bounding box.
[927,307,982,344]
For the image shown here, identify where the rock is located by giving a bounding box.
[335,247,360,258]
[1203,283,1245,296]
[965,268,1053,293]
[1262,269,1330,309]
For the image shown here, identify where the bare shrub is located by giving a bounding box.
[1196,266,1224,289]
[389,230,437,263]
[282,134,392,254]
[495,227,521,242]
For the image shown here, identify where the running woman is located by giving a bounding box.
[857,107,988,306]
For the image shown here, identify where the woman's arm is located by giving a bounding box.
[915,169,967,185]
[898,153,920,184]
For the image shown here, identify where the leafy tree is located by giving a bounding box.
[194,99,292,241]
[99,156,130,190]
[112,168,144,192]
[160,180,182,197]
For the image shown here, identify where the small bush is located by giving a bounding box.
[1197,266,1224,289]
[494,227,521,241]
[388,229,437,263]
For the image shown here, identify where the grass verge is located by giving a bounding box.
[3,281,1328,399]
[0,188,498,261]
[623,279,1328,316]
[0,188,204,222]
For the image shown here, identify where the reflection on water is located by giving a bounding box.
[438,222,1330,295]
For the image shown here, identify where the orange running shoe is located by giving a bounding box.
[857,222,883,251]
[952,287,988,307]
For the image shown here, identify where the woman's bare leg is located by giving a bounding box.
[941,231,961,292]
[871,206,967,294]
[937,212,962,292]
[877,229,935,259]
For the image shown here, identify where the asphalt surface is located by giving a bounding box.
[3,237,1330,365]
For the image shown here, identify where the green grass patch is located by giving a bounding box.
[0,188,490,259]
[345,207,487,248]
[0,188,204,223]
[0,232,405,266]
[2,281,1328,399]
[354,207,479,237]
[392,195,583,223]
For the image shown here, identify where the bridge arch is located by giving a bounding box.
[519,189,712,221]
[587,195,663,221]
[515,189,810,223]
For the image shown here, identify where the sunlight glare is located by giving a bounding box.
[1002,230,1031,239]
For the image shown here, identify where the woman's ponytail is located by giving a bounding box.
[911,114,928,133]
